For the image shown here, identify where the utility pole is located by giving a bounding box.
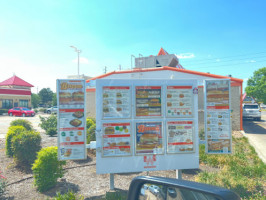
[70,46,82,77]
[104,66,107,74]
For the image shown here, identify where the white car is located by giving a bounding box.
[46,106,58,114]
[149,185,160,195]
[242,103,261,121]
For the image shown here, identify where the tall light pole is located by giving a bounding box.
[70,46,82,77]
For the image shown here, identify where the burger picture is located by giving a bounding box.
[116,93,122,98]
[105,127,115,134]
[59,92,72,103]
[72,91,84,102]
[167,94,172,98]
[138,133,159,149]
[179,94,184,98]
[116,99,122,104]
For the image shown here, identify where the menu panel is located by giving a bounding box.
[206,80,230,109]
[166,86,193,117]
[206,110,231,153]
[102,122,131,157]
[136,122,163,155]
[136,86,162,117]
[57,80,86,160]
[102,86,131,118]
[167,121,194,153]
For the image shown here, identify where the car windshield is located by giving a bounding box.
[22,108,30,111]
[244,105,259,109]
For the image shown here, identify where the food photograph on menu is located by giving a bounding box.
[136,122,163,155]
[167,121,194,153]
[135,86,162,117]
[206,80,230,109]
[102,123,131,157]
[102,86,131,118]
[207,139,231,153]
[58,80,85,106]
[166,86,193,117]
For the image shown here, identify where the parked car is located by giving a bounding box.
[242,103,261,121]
[8,107,35,117]
[148,184,160,195]
[46,106,58,114]
[260,103,266,109]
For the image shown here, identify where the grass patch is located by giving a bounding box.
[196,136,266,199]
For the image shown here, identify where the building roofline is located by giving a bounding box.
[86,66,243,83]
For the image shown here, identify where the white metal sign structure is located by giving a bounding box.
[57,79,87,160]
[96,79,199,174]
[204,79,232,154]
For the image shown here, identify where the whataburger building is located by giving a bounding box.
[85,49,243,131]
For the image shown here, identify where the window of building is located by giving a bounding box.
[2,99,13,109]
[19,100,28,108]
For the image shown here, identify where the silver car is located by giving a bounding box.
[242,103,261,121]
[46,106,58,114]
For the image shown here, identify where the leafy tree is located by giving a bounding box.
[52,93,57,106]
[245,67,266,104]
[38,88,53,105]
[31,93,40,108]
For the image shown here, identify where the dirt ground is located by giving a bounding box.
[0,115,222,200]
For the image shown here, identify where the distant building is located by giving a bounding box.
[0,75,34,109]
[67,74,91,80]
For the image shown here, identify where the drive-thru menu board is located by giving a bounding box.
[204,79,232,154]
[166,86,193,117]
[57,79,86,160]
[167,121,194,153]
[102,86,131,118]
[96,79,199,174]
[102,122,131,156]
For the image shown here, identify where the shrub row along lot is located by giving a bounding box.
[0,114,265,199]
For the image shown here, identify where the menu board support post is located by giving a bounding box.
[176,170,182,180]
[110,174,114,190]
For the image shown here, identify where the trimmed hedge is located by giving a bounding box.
[5,126,26,157]
[32,147,66,192]
[10,119,33,131]
[12,130,41,165]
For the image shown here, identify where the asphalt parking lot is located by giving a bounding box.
[0,113,49,139]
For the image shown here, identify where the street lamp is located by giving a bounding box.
[70,46,82,77]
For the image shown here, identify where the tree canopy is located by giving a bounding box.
[38,88,53,105]
[31,93,40,108]
[245,67,266,104]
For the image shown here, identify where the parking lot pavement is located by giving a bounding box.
[0,114,49,139]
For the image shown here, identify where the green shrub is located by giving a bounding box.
[52,190,84,200]
[12,130,41,165]
[32,147,66,192]
[34,109,39,114]
[199,129,205,140]
[86,118,95,130]
[10,119,33,131]
[47,127,57,136]
[0,109,8,115]
[39,115,57,135]
[39,108,47,113]
[0,171,6,197]
[87,124,96,144]
[104,191,127,200]
[5,126,26,157]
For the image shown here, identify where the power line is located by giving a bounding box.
[184,56,266,66]
[180,52,266,62]
[186,59,266,69]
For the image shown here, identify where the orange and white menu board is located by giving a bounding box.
[206,80,230,109]
[136,86,162,117]
[206,110,231,153]
[167,121,194,153]
[166,86,193,117]
[57,79,86,160]
[102,122,131,157]
[102,86,131,118]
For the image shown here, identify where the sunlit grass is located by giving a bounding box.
[197,136,266,199]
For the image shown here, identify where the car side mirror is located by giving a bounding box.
[127,176,240,200]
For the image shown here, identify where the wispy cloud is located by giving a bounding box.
[72,57,89,64]
[175,53,195,59]
[216,59,220,62]
[246,60,256,63]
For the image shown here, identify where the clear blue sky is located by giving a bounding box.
[0,0,265,92]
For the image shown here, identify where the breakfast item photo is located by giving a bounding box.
[59,92,72,103]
